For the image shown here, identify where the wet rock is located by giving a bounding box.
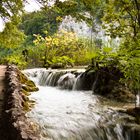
[22,84,39,92]
[126,107,140,124]
[75,70,96,90]
[86,66,135,102]
[18,70,39,92]
[123,123,140,140]
[51,63,65,69]
[57,73,76,90]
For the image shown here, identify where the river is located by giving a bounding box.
[24,68,140,140]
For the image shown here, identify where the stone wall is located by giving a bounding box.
[3,65,40,140]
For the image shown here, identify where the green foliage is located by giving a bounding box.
[89,46,118,68]
[0,0,24,21]
[27,44,46,67]
[51,0,106,29]
[0,15,26,69]
[73,38,96,65]
[48,56,74,67]
[0,37,27,69]
[88,38,140,93]
[0,46,12,60]
[102,0,140,38]
[33,30,92,67]
[0,0,139,94]
[4,53,27,69]
[119,36,140,91]
[20,8,63,45]
[0,22,25,48]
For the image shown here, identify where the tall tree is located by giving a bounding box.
[0,0,25,23]
[102,0,140,38]
[20,7,63,45]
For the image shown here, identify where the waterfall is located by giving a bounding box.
[24,68,140,140]
[57,73,76,90]
[24,68,85,90]
[136,90,140,107]
[72,73,82,90]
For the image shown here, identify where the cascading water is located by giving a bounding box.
[24,68,140,140]
[24,68,84,89]
[57,73,76,90]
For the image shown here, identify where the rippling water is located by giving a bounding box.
[26,86,135,140]
[25,69,139,140]
[27,87,99,139]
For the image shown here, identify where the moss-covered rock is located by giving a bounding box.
[15,69,39,113]
[21,88,31,96]
[17,69,39,93]
[22,84,39,92]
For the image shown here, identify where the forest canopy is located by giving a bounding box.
[0,0,140,94]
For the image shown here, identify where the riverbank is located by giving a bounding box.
[0,65,40,140]
[0,65,139,140]
[25,67,140,140]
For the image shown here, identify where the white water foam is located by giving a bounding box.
[25,69,138,140]
[27,86,101,139]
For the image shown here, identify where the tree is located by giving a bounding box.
[33,30,88,67]
[102,0,140,38]
[20,8,63,45]
[101,0,140,98]
[0,21,25,48]
[0,0,26,24]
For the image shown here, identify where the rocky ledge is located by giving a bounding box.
[2,65,40,140]
[82,66,136,103]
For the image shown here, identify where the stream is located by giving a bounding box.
[24,68,140,140]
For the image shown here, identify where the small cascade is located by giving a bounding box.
[24,68,140,140]
[48,72,64,86]
[136,90,140,107]
[38,70,50,86]
[24,68,46,84]
[57,73,76,90]
[73,73,82,90]
[45,72,54,86]
[24,68,85,89]
[73,71,96,90]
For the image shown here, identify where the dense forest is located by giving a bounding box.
[0,0,140,99]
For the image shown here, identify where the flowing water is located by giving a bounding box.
[24,68,140,140]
